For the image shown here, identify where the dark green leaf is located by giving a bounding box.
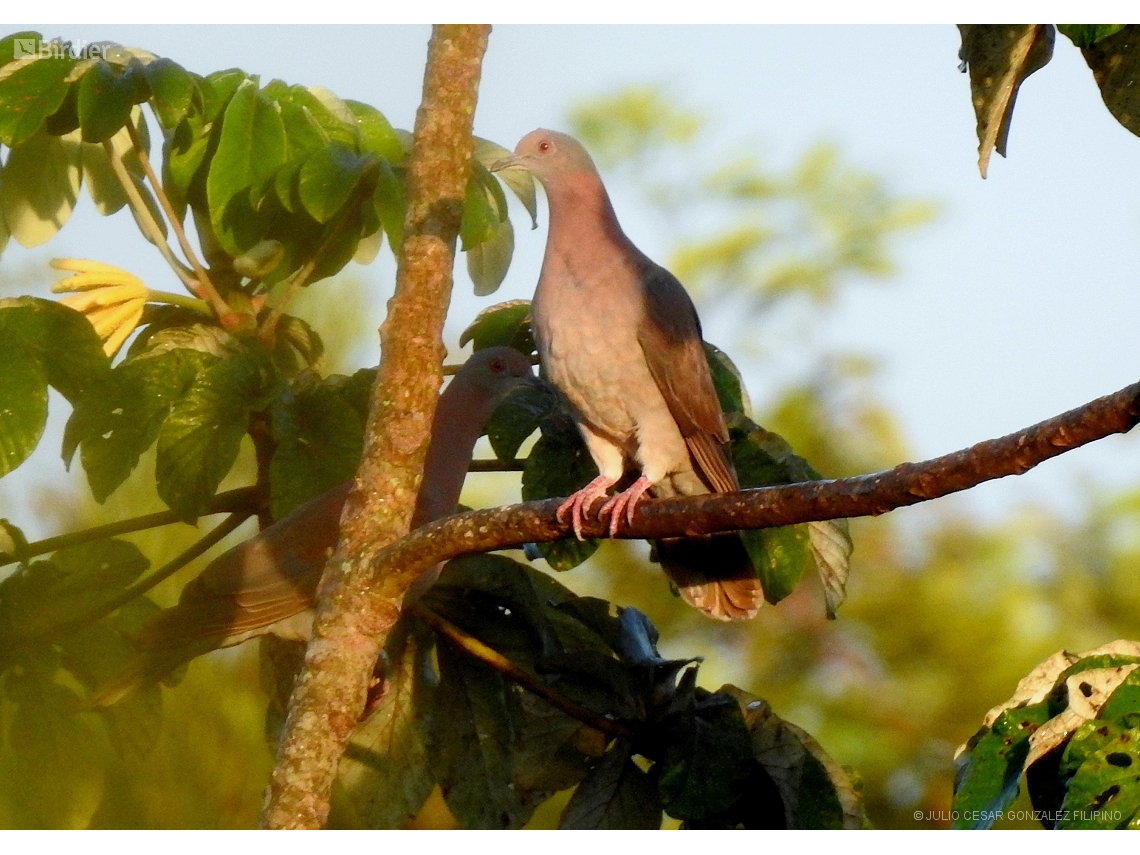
[0,350,47,477]
[428,641,545,829]
[334,621,437,828]
[1076,25,1140,139]
[740,524,810,605]
[156,346,278,520]
[0,54,74,146]
[659,691,755,820]
[207,79,287,254]
[1057,25,1126,48]
[560,742,662,829]
[952,701,1054,829]
[514,691,608,794]
[485,382,557,461]
[269,374,365,518]
[44,79,79,136]
[704,342,750,416]
[522,417,600,571]
[458,299,535,355]
[459,163,507,252]
[1099,668,1140,722]
[298,143,370,224]
[77,59,139,143]
[346,99,403,163]
[1059,720,1140,828]
[67,347,214,501]
[143,57,197,129]
[724,685,863,829]
[0,538,148,642]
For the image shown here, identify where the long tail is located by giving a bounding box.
[655,532,764,621]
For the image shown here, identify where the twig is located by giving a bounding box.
[412,602,635,740]
[468,458,525,472]
[125,120,229,317]
[0,486,263,569]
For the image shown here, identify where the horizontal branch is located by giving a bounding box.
[365,379,1140,598]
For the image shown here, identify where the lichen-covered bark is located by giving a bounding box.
[260,24,490,829]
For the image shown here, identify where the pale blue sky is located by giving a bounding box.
[4,24,1140,534]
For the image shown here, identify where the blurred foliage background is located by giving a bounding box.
[3,83,1140,830]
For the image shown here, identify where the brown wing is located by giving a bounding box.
[635,261,738,494]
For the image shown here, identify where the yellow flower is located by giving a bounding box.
[51,258,149,357]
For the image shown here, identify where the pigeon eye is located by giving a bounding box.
[538,140,551,153]
[490,358,505,372]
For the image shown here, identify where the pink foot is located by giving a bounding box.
[557,475,618,539]
[598,475,653,537]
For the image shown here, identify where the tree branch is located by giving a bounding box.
[261,25,492,829]
[356,379,1140,600]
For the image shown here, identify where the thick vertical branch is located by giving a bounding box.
[259,24,491,829]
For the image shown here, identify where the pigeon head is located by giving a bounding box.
[453,345,537,407]
[492,129,599,185]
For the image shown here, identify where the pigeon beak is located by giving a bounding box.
[490,154,523,173]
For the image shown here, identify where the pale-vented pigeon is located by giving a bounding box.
[92,346,536,705]
[494,130,763,621]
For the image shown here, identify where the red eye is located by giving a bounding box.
[490,358,505,372]
[538,140,551,153]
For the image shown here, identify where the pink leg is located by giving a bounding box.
[598,475,653,537]
[557,474,618,540]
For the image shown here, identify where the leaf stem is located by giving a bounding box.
[121,120,234,321]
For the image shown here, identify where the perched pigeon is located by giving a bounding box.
[91,346,537,705]
[495,129,763,621]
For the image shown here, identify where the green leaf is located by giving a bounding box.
[467,215,514,297]
[269,374,365,518]
[522,417,600,571]
[704,342,750,416]
[207,78,287,255]
[428,641,546,829]
[475,137,538,229]
[372,159,406,254]
[346,100,402,162]
[0,539,148,643]
[77,59,139,143]
[1099,667,1140,723]
[459,163,507,252]
[560,742,662,829]
[143,57,197,129]
[67,347,215,501]
[1059,720,1140,828]
[0,127,81,247]
[659,691,755,821]
[0,351,47,478]
[1057,25,1126,48]
[514,691,608,794]
[952,701,1054,829]
[156,346,278,520]
[485,382,557,461]
[0,31,41,69]
[0,298,108,476]
[723,685,864,829]
[298,143,370,224]
[334,621,437,828]
[458,299,535,355]
[0,54,75,146]
[7,670,106,828]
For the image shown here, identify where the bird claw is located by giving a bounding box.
[598,475,653,537]
[557,475,617,540]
